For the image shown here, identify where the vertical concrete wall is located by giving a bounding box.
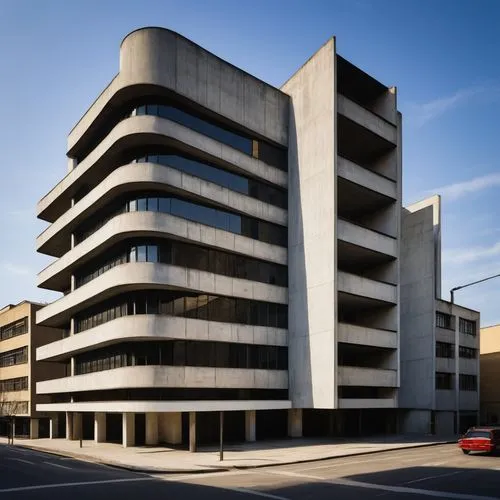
[281,38,337,409]
[400,197,441,411]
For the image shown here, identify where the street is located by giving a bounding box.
[1,443,500,499]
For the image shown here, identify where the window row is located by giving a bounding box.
[0,317,28,341]
[435,341,454,359]
[435,372,478,391]
[74,290,288,333]
[0,347,28,367]
[75,238,288,289]
[0,401,28,414]
[75,340,288,375]
[129,103,287,171]
[0,376,28,392]
[74,192,287,247]
[436,312,453,330]
[459,346,477,359]
[459,318,476,336]
[130,153,287,209]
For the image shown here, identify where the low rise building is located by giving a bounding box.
[400,196,480,435]
[0,301,65,438]
[479,324,500,424]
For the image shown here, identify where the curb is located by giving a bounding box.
[13,440,456,475]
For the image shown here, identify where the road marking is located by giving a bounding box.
[404,471,462,485]
[262,469,500,500]
[0,477,155,494]
[160,470,251,481]
[6,458,34,465]
[43,461,72,470]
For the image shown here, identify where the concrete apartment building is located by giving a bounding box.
[479,324,500,424]
[400,196,480,435]
[34,27,476,448]
[0,301,64,438]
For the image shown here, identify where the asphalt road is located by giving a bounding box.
[2,443,500,499]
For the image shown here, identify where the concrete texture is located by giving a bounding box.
[37,315,287,362]
[282,38,337,410]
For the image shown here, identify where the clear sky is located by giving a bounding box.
[1,0,500,325]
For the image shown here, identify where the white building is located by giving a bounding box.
[35,28,478,447]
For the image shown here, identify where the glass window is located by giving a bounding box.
[147,245,158,263]
[137,198,147,211]
[137,246,147,262]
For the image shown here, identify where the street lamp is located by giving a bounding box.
[449,271,500,435]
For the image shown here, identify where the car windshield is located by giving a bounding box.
[465,431,491,439]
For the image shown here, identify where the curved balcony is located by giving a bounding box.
[37,163,287,257]
[36,314,287,362]
[38,211,287,291]
[36,262,288,327]
[36,365,288,394]
[39,115,287,223]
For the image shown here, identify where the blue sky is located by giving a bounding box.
[1,0,500,325]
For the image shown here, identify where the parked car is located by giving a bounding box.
[458,427,500,454]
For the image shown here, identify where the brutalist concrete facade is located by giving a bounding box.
[34,27,477,446]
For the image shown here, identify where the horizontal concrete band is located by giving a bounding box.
[337,271,397,304]
[338,366,398,387]
[36,315,288,362]
[37,399,292,413]
[338,94,397,144]
[337,322,397,349]
[39,211,287,291]
[36,366,289,394]
[37,262,288,327]
[37,162,288,253]
[337,218,397,258]
[337,156,397,199]
[338,398,397,409]
[40,115,287,221]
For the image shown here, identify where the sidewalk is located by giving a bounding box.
[1,434,456,473]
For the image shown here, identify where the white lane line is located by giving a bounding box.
[262,469,500,500]
[0,477,155,494]
[43,461,73,470]
[303,451,452,471]
[6,458,34,465]
[404,471,462,485]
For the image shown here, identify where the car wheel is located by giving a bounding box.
[462,449,470,455]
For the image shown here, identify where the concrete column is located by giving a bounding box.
[245,410,256,442]
[94,412,106,443]
[122,413,135,448]
[159,412,182,444]
[50,415,59,439]
[70,275,76,292]
[30,419,39,439]
[73,413,82,440]
[70,233,75,250]
[70,318,75,336]
[70,357,75,376]
[145,413,159,445]
[66,412,73,440]
[189,412,196,452]
[288,408,303,438]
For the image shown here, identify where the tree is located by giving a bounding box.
[0,392,23,444]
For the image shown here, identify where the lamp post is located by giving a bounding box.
[449,271,500,435]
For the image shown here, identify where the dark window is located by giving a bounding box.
[74,340,287,374]
[0,376,28,392]
[0,317,28,341]
[436,342,454,359]
[436,312,453,330]
[74,193,287,247]
[459,318,476,336]
[74,290,287,333]
[465,431,491,439]
[435,372,453,390]
[133,154,287,209]
[0,347,28,367]
[460,374,477,391]
[459,346,477,359]
[74,238,287,289]
[127,103,287,171]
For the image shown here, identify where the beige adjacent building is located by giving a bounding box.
[480,324,500,424]
[0,301,64,438]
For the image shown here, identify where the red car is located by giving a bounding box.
[458,427,500,454]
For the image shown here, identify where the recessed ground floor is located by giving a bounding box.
[0,416,53,439]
